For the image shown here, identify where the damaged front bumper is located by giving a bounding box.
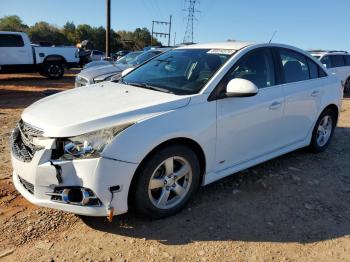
[10,123,138,217]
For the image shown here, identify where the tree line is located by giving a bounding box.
[0,15,161,52]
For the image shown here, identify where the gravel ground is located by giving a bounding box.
[0,72,349,262]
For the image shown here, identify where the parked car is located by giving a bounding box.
[115,51,143,65]
[113,50,130,60]
[75,49,169,87]
[89,50,105,61]
[0,31,79,79]
[11,42,342,220]
[82,59,114,70]
[310,50,350,93]
[82,51,144,71]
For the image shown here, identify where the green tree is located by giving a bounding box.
[75,24,94,42]
[0,15,29,32]
[29,21,68,45]
[0,15,160,51]
[63,21,76,44]
[117,28,160,50]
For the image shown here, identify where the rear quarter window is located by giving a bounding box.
[0,34,24,47]
[307,59,318,79]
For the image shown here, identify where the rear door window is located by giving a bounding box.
[307,58,327,78]
[0,34,24,47]
[330,55,345,68]
[278,48,309,83]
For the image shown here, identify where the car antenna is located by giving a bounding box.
[268,30,277,44]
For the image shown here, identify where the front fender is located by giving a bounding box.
[102,96,217,173]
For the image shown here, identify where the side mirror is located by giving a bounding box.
[226,78,258,97]
[121,67,134,77]
[322,63,328,68]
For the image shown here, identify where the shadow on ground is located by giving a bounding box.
[81,127,350,245]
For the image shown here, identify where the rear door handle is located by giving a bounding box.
[269,101,282,110]
[311,90,320,97]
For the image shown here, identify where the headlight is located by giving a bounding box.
[94,73,118,83]
[62,123,134,160]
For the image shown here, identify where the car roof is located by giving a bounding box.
[309,50,349,56]
[178,41,254,50]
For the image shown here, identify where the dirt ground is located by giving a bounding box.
[0,72,349,262]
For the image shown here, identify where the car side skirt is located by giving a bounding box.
[203,137,310,185]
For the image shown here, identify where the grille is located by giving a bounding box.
[75,76,89,87]
[11,120,44,162]
[18,176,34,194]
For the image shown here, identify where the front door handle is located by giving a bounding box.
[269,101,282,110]
[311,90,321,97]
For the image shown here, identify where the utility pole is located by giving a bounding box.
[183,0,200,43]
[151,15,172,47]
[151,21,154,46]
[168,15,172,46]
[106,0,111,57]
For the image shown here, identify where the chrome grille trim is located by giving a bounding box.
[10,120,44,162]
[18,175,34,194]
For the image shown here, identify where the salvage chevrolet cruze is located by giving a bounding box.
[11,42,343,219]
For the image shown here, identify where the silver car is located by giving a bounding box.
[75,49,171,87]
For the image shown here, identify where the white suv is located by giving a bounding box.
[11,42,342,219]
[310,50,350,93]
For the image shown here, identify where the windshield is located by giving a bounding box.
[312,55,321,60]
[121,49,232,95]
[116,51,143,64]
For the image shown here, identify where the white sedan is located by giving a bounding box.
[11,42,343,219]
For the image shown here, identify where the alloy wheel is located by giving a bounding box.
[148,156,192,209]
[316,115,333,147]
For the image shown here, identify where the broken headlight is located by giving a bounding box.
[61,123,134,160]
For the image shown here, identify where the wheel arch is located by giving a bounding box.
[320,103,339,125]
[43,55,67,65]
[128,137,207,205]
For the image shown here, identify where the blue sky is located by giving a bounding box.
[1,0,349,51]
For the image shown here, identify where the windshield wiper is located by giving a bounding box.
[126,82,173,94]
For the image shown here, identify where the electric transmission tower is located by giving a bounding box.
[183,0,200,43]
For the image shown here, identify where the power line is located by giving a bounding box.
[151,15,172,47]
[183,0,200,43]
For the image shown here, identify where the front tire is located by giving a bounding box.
[133,145,200,219]
[43,62,64,79]
[309,108,336,153]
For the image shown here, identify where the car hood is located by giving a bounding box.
[22,82,191,137]
[79,63,129,80]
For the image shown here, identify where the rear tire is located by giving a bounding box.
[309,108,336,153]
[43,62,64,79]
[132,145,200,219]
